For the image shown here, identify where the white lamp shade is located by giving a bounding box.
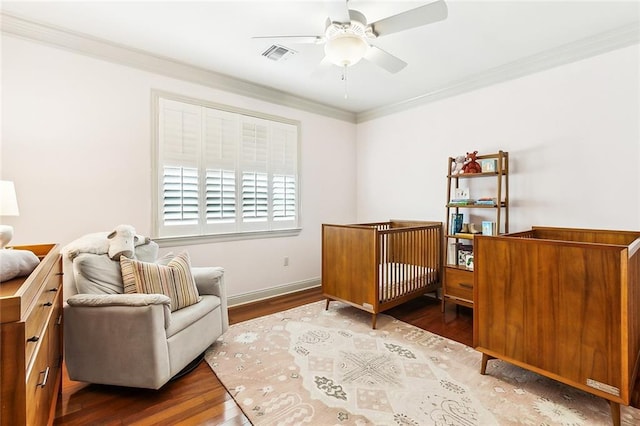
[324,34,368,67]
[0,180,19,216]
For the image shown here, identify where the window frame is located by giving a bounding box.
[151,90,302,246]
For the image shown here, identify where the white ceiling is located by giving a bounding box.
[2,1,639,118]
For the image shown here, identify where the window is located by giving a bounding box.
[153,93,300,240]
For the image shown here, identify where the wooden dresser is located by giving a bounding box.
[0,244,62,426]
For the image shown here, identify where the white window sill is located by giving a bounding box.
[153,228,302,248]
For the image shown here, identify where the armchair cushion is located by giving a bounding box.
[70,242,160,296]
[120,252,200,312]
[74,254,124,294]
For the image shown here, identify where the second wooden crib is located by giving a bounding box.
[322,220,442,328]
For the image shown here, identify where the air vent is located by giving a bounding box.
[261,45,296,61]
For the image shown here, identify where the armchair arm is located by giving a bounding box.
[67,293,171,307]
[192,266,228,332]
[64,295,173,389]
[66,293,172,328]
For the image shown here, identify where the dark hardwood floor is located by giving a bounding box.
[54,288,472,425]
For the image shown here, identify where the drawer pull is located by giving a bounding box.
[43,302,53,307]
[27,336,40,343]
[37,367,50,388]
[56,272,64,276]
[460,283,473,289]
[49,287,58,292]
[57,315,63,326]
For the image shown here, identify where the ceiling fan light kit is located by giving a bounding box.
[324,33,368,67]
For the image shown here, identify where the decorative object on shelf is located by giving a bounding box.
[0,180,20,249]
[461,150,482,174]
[468,223,482,234]
[451,155,465,175]
[482,221,497,236]
[481,159,497,173]
[454,187,470,199]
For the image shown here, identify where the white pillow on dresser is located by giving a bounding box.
[0,249,40,282]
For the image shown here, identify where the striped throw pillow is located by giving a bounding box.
[120,251,200,312]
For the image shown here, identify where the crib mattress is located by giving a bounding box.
[379,262,437,301]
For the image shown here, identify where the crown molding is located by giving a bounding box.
[357,22,640,123]
[0,12,357,123]
[2,12,638,124]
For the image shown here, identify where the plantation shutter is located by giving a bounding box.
[158,98,202,237]
[240,117,269,231]
[203,108,239,233]
[154,94,299,239]
[270,123,297,229]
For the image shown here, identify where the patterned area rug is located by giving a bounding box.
[205,301,640,425]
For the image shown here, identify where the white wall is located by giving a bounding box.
[357,45,640,232]
[3,33,638,302]
[1,35,357,299]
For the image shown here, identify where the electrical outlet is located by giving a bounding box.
[284,256,289,266]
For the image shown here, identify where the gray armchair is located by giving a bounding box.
[62,241,228,389]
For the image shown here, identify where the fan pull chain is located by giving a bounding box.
[342,64,348,99]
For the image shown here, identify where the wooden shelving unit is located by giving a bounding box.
[442,151,509,311]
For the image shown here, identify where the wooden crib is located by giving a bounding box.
[322,220,442,328]
[474,226,640,426]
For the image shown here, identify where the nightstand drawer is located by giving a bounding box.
[445,268,474,302]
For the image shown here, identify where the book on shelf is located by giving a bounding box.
[450,213,463,234]
[447,243,457,265]
[458,249,472,267]
[476,197,497,206]
[449,199,476,206]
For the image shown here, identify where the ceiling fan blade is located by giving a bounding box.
[311,56,334,79]
[324,0,351,23]
[370,0,448,37]
[364,46,407,74]
[252,35,324,44]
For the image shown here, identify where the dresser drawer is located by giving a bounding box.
[445,268,474,302]
[24,284,58,365]
[25,331,50,426]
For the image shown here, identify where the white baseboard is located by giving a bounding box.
[228,277,321,307]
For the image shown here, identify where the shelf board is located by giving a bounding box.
[447,171,505,179]
[445,264,474,272]
[446,202,506,208]
[446,233,478,240]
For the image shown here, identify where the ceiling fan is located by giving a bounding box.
[253,0,448,74]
